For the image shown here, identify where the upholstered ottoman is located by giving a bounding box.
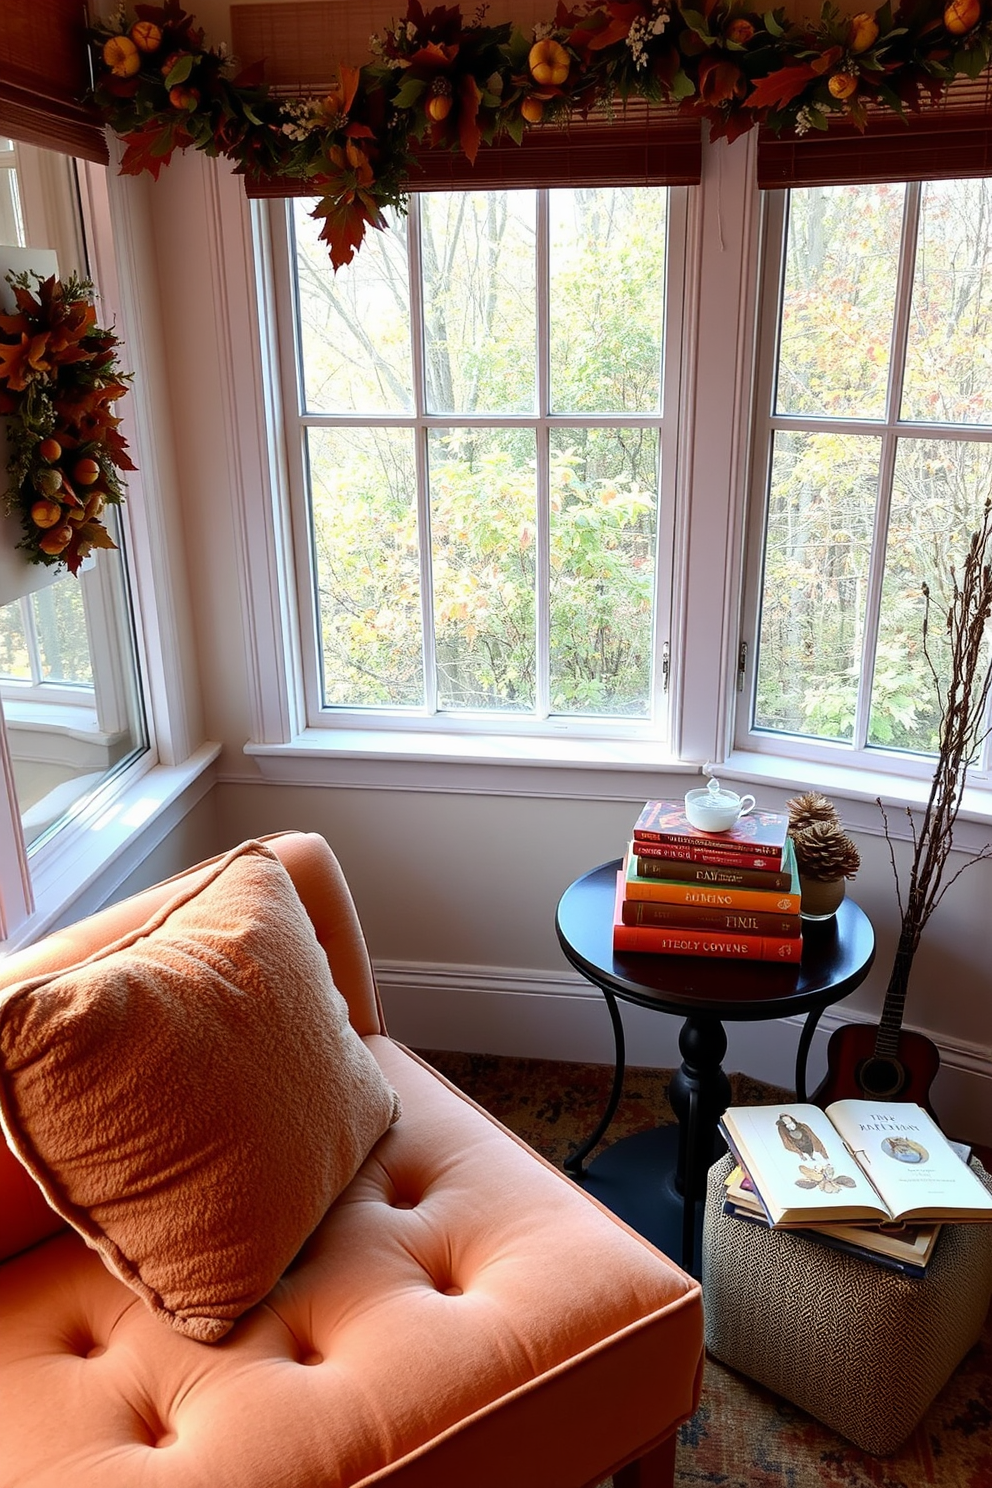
[701,1151,992,1455]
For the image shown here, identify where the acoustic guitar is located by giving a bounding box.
[812,956,940,1119]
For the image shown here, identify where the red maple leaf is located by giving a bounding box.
[118,123,186,180]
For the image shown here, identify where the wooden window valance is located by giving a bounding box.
[757,75,992,188]
[0,0,108,164]
[231,1,702,190]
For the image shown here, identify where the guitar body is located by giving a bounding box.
[813,1022,941,1120]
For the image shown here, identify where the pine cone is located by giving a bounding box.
[787,791,840,833]
[791,821,861,881]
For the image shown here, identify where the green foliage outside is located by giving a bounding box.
[755,178,992,756]
[295,186,664,719]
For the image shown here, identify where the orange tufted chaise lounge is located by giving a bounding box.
[0,831,703,1488]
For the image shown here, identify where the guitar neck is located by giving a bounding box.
[874,942,916,1058]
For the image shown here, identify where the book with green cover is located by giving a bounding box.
[624,837,801,914]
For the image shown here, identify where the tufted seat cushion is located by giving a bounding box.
[0,1035,701,1488]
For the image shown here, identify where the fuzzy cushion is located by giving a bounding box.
[0,839,400,1343]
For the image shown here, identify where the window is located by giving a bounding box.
[275,186,683,738]
[0,140,149,915]
[741,178,992,776]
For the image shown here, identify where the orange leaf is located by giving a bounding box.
[810,46,843,75]
[586,1,644,50]
[457,73,482,163]
[746,62,817,110]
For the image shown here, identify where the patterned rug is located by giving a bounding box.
[415,1050,992,1488]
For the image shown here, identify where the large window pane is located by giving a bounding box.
[288,187,672,729]
[901,180,992,426]
[754,431,879,740]
[420,192,536,415]
[549,427,658,716]
[870,440,992,752]
[775,184,904,420]
[428,428,536,712]
[294,201,413,414]
[308,428,423,706]
[550,187,666,414]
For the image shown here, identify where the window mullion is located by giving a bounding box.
[535,190,551,721]
[851,183,921,752]
[21,598,44,685]
[408,197,438,715]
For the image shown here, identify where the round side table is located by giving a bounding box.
[555,858,875,1275]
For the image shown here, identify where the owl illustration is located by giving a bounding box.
[776,1112,829,1162]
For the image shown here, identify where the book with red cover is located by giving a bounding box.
[633,849,793,889]
[613,874,802,961]
[633,838,787,874]
[632,799,789,860]
[621,896,801,938]
[624,840,802,915]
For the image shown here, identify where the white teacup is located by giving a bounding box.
[684,778,756,833]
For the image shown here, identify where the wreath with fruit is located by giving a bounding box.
[0,273,134,575]
[88,0,992,271]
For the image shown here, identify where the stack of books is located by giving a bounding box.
[612,798,801,961]
[719,1099,992,1277]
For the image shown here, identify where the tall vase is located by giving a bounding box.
[799,876,846,921]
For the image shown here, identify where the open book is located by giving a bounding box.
[719,1100,992,1228]
[723,1163,942,1275]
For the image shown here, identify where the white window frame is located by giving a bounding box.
[266,187,688,747]
[0,142,217,951]
[237,134,757,793]
[734,182,992,797]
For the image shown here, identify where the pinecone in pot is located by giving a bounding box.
[786,791,841,834]
[791,820,860,882]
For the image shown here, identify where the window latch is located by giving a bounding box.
[737,640,748,693]
[661,641,670,694]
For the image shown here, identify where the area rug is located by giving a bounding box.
[415,1049,992,1488]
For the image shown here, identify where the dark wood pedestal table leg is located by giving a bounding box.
[567,1001,732,1276]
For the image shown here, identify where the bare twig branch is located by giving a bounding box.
[878,497,992,1017]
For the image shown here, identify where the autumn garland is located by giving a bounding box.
[0,274,134,574]
[90,0,992,271]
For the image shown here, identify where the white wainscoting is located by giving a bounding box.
[374,960,991,1145]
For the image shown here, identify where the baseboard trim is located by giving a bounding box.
[373,960,991,1142]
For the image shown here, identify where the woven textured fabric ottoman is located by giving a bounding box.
[701,1151,992,1455]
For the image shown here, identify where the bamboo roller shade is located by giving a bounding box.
[0,0,108,163]
[231,1,702,188]
[758,76,992,186]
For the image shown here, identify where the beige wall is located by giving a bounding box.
[89,96,992,1140]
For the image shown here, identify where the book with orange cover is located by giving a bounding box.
[632,799,789,860]
[621,896,801,938]
[624,840,801,915]
[613,873,802,961]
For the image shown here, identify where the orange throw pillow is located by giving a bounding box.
[0,839,400,1342]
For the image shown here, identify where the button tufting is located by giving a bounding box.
[301,1350,324,1366]
[441,1285,463,1297]
[154,1433,177,1449]
[392,1198,416,1209]
[84,1344,106,1359]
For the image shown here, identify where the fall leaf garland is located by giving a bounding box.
[0,273,134,575]
[88,0,992,272]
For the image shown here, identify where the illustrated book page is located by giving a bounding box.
[824,1100,992,1223]
[719,1103,887,1226]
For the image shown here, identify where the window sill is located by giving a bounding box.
[719,749,992,852]
[2,741,221,955]
[244,729,700,800]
